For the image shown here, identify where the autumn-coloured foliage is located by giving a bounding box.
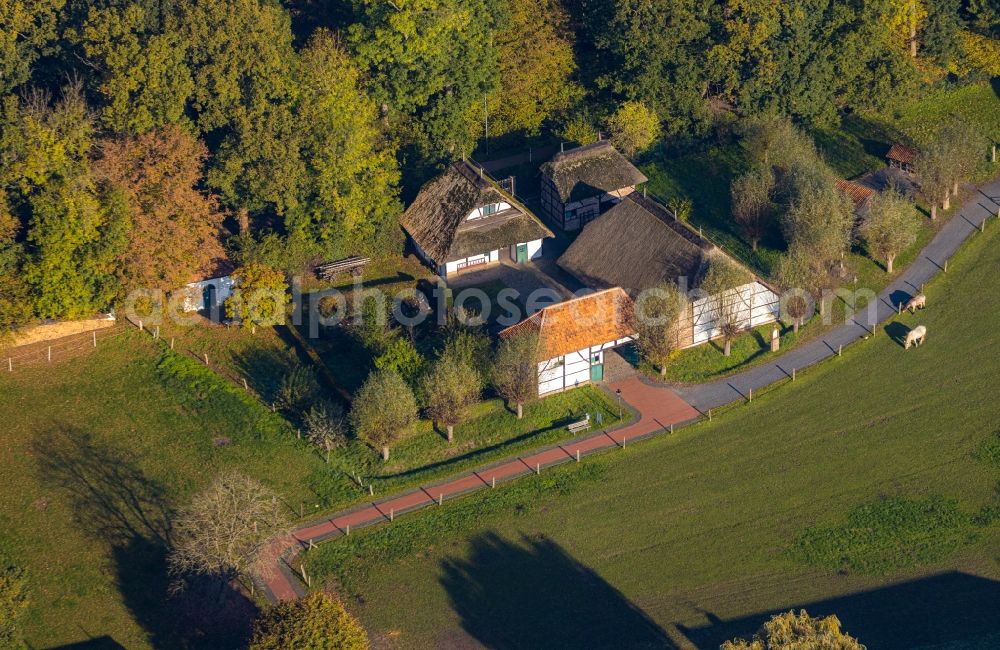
[96,125,225,293]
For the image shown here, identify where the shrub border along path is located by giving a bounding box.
[259,177,1000,604]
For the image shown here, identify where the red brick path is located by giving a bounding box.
[261,376,700,602]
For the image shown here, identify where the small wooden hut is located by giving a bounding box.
[539,141,648,231]
[886,143,918,172]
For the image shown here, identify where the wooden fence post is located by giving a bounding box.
[93,331,97,347]
[47,346,51,362]
[7,358,11,372]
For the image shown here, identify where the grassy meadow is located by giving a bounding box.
[0,331,330,648]
[304,195,1000,649]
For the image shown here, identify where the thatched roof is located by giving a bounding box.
[400,161,552,265]
[557,194,714,294]
[499,288,635,360]
[540,141,648,203]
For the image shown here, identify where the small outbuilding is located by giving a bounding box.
[539,141,648,231]
[886,143,918,172]
[836,179,876,218]
[499,287,635,396]
[400,160,553,279]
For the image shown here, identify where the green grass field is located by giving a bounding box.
[0,324,625,648]
[0,332,330,649]
[304,202,1000,649]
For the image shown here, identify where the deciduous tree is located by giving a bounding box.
[607,101,660,158]
[633,282,688,375]
[700,255,752,356]
[488,0,582,137]
[350,369,417,461]
[303,402,347,464]
[731,167,775,251]
[249,591,369,650]
[492,331,539,419]
[862,185,920,272]
[0,555,29,648]
[421,351,481,442]
[226,263,290,332]
[348,0,501,157]
[95,125,225,294]
[168,471,289,592]
[723,609,863,649]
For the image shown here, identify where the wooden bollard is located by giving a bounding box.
[389,508,394,521]
[139,320,143,331]
[242,377,248,390]
[491,476,496,488]
[944,260,948,273]
[368,484,374,497]
[535,463,540,474]
[792,368,796,381]
[309,538,315,550]
[838,344,842,357]
[296,428,301,439]
[93,331,97,347]
[346,524,350,535]
[203,352,209,365]
[438,494,443,506]
[748,388,752,403]
[170,337,174,350]
[669,423,674,434]
[7,358,11,372]
[898,303,902,315]
[47,346,51,362]
[575,449,580,462]
[708,409,712,421]
[154,326,159,339]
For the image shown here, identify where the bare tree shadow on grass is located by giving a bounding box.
[439,532,675,649]
[34,427,256,649]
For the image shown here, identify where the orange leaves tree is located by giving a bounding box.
[96,124,225,294]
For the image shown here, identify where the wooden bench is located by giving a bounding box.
[316,256,371,281]
[567,416,591,434]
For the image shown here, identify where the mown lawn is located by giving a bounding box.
[304,201,1000,649]
[0,331,329,649]
[301,387,625,512]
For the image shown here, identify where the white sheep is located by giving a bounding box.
[903,294,927,314]
[904,325,926,350]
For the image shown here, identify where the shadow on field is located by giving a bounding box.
[884,321,912,347]
[439,532,675,649]
[678,571,1000,649]
[34,426,256,649]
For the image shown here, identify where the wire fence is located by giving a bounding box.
[2,324,130,372]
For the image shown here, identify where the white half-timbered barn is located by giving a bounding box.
[499,288,635,396]
[400,160,553,280]
[558,193,779,350]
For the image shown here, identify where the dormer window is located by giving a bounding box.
[467,202,506,221]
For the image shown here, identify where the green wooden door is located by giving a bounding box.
[590,362,604,382]
[516,243,529,264]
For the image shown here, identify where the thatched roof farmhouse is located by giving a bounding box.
[400,160,553,278]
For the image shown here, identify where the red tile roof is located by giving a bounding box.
[499,288,635,360]
[836,179,876,210]
[887,143,918,165]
